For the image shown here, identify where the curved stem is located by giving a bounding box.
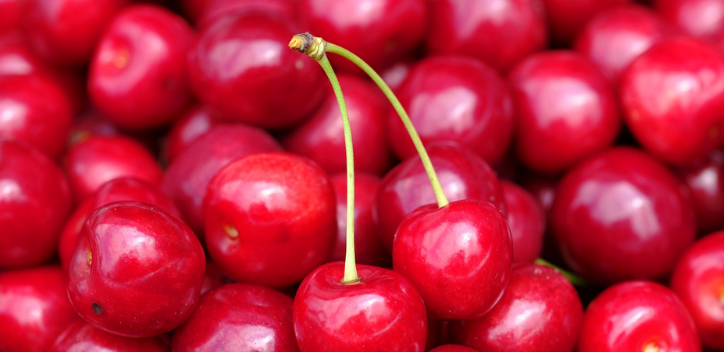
[534,258,588,287]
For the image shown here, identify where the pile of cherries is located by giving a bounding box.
[1,0,724,351]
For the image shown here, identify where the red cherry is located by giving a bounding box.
[0,0,25,34]
[429,346,478,352]
[197,0,298,31]
[449,263,583,352]
[620,36,724,166]
[51,320,167,352]
[518,172,558,213]
[88,4,195,130]
[577,280,701,352]
[200,260,226,296]
[670,231,724,350]
[180,0,213,24]
[654,0,724,49]
[393,199,513,320]
[172,283,299,352]
[67,201,206,337]
[379,58,413,93]
[293,262,428,351]
[677,148,724,234]
[509,51,620,175]
[163,105,217,164]
[0,266,79,352]
[501,180,545,264]
[426,0,547,72]
[388,55,514,167]
[204,152,336,288]
[540,0,633,45]
[550,147,696,285]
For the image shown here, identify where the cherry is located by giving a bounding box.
[393,199,513,320]
[501,180,545,264]
[204,152,337,289]
[388,55,514,167]
[426,0,547,72]
[508,51,620,175]
[67,201,206,337]
[676,148,724,234]
[197,0,299,31]
[619,36,724,166]
[449,263,583,352]
[540,0,633,45]
[0,266,79,352]
[380,58,413,93]
[88,4,195,130]
[180,0,213,24]
[573,4,679,83]
[429,346,478,352]
[63,134,163,201]
[654,0,724,50]
[51,320,168,352]
[577,280,701,352]
[0,0,25,35]
[163,105,217,163]
[517,172,559,213]
[293,262,428,351]
[200,260,226,296]
[187,13,325,129]
[550,147,696,285]
[669,231,724,350]
[172,283,299,352]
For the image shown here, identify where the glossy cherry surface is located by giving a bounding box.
[89,4,194,130]
[429,346,478,352]
[550,147,696,285]
[669,231,724,350]
[426,0,547,72]
[501,180,545,264]
[204,152,336,289]
[197,0,298,30]
[0,140,72,268]
[393,199,513,320]
[450,264,583,352]
[620,37,724,166]
[374,142,507,252]
[172,283,299,352]
[51,320,168,352]
[0,266,79,352]
[67,201,206,337]
[654,0,724,50]
[677,148,724,234]
[293,262,428,351]
[577,280,701,352]
[388,55,514,167]
[187,13,325,129]
[541,0,633,44]
[282,74,392,176]
[0,0,24,34]
[509,51,620,175]
[163,105,217,163]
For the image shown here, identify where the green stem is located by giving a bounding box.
[325,43,449,208]
[534,258,588,287]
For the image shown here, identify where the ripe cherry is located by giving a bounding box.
[163,105,217,163]
[676,148,724,234]
[501,180,545,264]
[541,0,633,45]
[51,320,168,352]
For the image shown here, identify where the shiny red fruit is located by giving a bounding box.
[204,152,336,288]
[429,346,478,352]
[501,180,545,264]
[51,320,168,352]
[293,262,427,351]
[677,149,724,234]
[163,105,216,163]
[654,0,724,50]
[197,0,298,30]
[393,199,512,320]
[541,0,633,45]
[0,0,24,34]
[67,201,206,337]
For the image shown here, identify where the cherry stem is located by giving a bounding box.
[534,258,588,287]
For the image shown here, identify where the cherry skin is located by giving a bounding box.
[540,0,633,45]
[67,201,206,338]
[501,180,545,264]
[654,0,724,50]
[388,55,514,167]
[374,142,507,253]
[518,172,558,213]
[200,260,226,296]
[669,231,724,350]
[172,283,299,352]
[197,0,299,31]
[89,4,195,130]
[449,263,583,352]
[426,0,547,73]
[429,346,478,352]
[550,147,696,285]
[51,320,168,352]
[508,51,620,175]
[293,262,428,351]
[282,74,392,176]
[620,36,724,166]
[187,13,325,129]
[0,0,24,34]
[393,199,513,320]
[676,148,724,234]
[577,280,701,352]
[163,105,217,164]
[0,140,72,269]
[204,152,336,289]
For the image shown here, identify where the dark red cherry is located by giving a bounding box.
[181,0,213,24]
[187,13,325,129]
[0,0,25,34]
[380,58,413,93]
[654,0,724,49]
[0,140,72,269]
[426,0,547,72]
[541,0,633,45]
[161,124,283,237]
[577,280,700,352]
[388,55,514,167]
[670,231,724,350]
[429,346,478,352]
[374,142,507,252]
[518,172,558,213]
[200,260,226,296]
[51,320,168,352]
[172,283,298,352]
[67,201,206,338]
[204,152,336,289]
[509,51,620,175]
[197,0,298,31]
[501,180,545,264]
[620,37,724,166]
[449,263,583,352]
[293,262,428,351]
[573,4,679,83]
[163,105,217,164]
[89,4,195,130]
[63,135,163,201]
[550,147,696,285]
[0,266,79,352]
[676,149,724,234]
[393,199,513,320]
